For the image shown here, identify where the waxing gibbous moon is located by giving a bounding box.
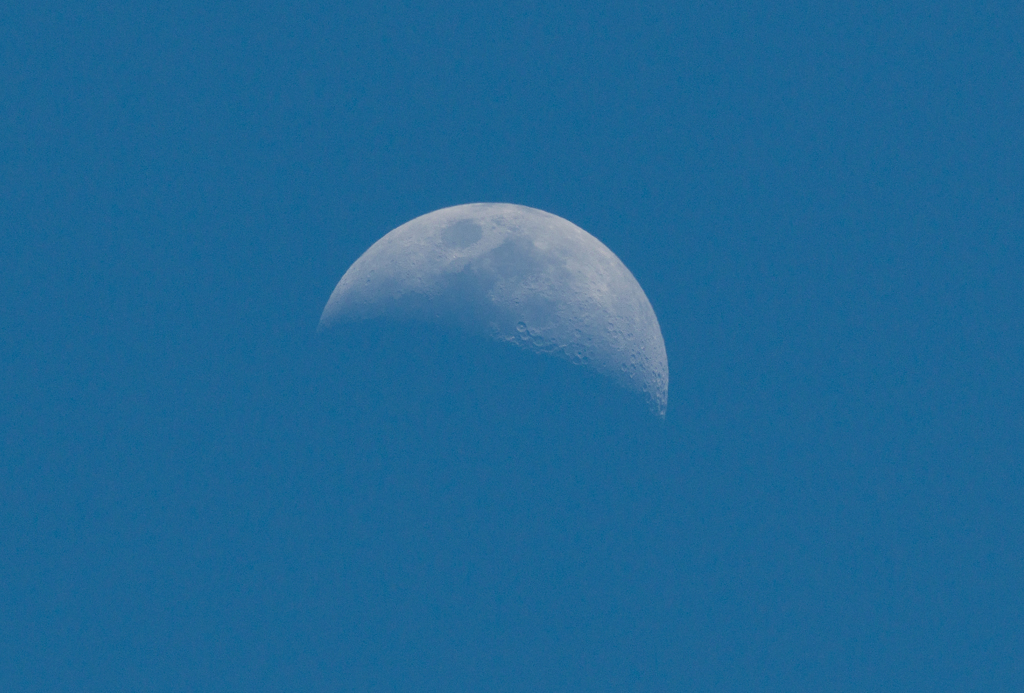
[319,203,668,416]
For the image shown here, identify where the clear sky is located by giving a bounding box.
[2,1,1022,690]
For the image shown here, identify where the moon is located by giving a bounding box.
[319,203,669,416]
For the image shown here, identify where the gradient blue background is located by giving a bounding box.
[3,1,1023,690]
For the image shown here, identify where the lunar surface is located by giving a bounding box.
[319,203,669,416]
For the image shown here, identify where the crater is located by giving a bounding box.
[440,219,483,249]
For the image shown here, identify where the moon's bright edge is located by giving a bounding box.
[319,203,668,416]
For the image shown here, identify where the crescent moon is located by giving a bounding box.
[319,203,668,416]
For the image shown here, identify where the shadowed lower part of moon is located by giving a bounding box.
[319,203,669,416]
[304,320,671,688]
[314,319,664,447]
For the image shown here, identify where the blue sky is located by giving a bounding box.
[3,1,1023,690]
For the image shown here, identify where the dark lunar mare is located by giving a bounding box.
[299,320,672,690]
